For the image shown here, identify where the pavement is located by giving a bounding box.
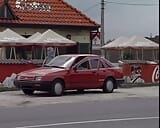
[0,95,159,128]
[0,86,159,108]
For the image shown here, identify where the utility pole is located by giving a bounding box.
[101,0,105,56]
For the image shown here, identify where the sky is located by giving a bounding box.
[64,0,159,41]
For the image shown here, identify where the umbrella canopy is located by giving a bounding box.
[102,36,159,50]
[121,36,159,49]
[0,29,76,47]
[102,37,129,50]
[30,29,76,47]
[0,29,28,47]
[26,32,41,41]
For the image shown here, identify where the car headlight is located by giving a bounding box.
[35,76,43,81]
[17,75,21,80]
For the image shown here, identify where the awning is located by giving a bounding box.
[0,29,28,47]
[26,32,41,41]
[0,29,77,47]
[29,29,76,47]
[102,37,129,50]
[102,36,159,50]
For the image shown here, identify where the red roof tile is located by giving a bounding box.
[0,0,99,28]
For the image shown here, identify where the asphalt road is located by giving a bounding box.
[0,97,159,128]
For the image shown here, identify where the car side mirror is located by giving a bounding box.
[73,66,77,71]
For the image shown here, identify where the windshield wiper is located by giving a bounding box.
[52,66,64,68]
[44,65,64,68]
[49,65,64,68]
[44,64,52,67]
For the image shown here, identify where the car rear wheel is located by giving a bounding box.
[103,78,114,93]
[50,80,64,96]
[22,89,34,95]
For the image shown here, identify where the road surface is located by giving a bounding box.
[0,86,159,128]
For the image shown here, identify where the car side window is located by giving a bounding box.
[90,59,99,69]
[72,56,86,67]
[99,61,105,68]
[77,60,90,70]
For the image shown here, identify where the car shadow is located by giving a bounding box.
[21,90,121,97]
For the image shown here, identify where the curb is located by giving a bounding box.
[0,84,19,92]
[0,83,159,92]
[119,83,159,88]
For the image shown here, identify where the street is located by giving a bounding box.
[0,86,159,128]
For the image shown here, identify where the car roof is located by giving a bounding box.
[60,54,100,57]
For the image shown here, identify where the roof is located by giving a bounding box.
[102,36,159,50]
[146,35,159,44]
[0,0,99,28]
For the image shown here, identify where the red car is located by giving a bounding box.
[14,54,124,96]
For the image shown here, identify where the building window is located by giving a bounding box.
[0,1,16,19]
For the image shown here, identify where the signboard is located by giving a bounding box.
[152,65,159,83]
[91,32,101,50]
[15,0,52,12]
[123,63,159,84]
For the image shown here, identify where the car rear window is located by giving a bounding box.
[99,61,105,68]
[101,57,115,67]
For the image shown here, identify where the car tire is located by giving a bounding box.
[50,80,64,96]
[103,78,115,93]
[22,89,34,95]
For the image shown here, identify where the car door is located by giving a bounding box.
[69,58,98,89]
[89,58,100,88]
[97,60,108,87]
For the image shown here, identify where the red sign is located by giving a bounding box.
[123,63,159,84]
[152,65,159,83]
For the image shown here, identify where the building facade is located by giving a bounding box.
[0,0,100,54]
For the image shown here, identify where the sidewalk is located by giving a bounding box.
[0,85,18,92]
[0,86,158,108]
[120,83,159,88]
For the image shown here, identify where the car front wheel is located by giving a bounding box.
[22,89,34,95]
[103,78,114,93]
[50,80,64,96]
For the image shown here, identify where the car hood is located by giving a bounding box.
[19,67,65,76]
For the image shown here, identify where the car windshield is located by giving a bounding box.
[45,55,76,68]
